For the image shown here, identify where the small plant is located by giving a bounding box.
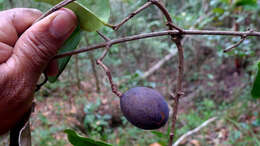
[83,99,112,141]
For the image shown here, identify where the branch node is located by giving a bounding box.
[150,0,184,34]
[177,91,185,96]
[167,22,184,33]
[95,32,122,98]
[172,34,183,42]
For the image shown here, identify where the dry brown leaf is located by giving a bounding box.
[116,138,120,144]
[149,142,162,146]
[190,139,200,146]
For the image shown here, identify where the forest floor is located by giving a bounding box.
[28,54,260,146]
[0,52,259,146]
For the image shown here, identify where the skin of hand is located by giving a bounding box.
[0,8,77,134]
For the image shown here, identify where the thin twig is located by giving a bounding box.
[169,37,185,146]
[96,31,122,97]
[35,0,76,23]
[96,31,111,60]
[112,1,153,31]
[98,47,110,61]
[97,31,110,42]
[224,29,254,52]
[96,60,122,97]
[150,0,183,32]
[54,29,260,59]
[224,35,247,52]
[173,117,217,146]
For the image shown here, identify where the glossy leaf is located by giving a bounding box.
[48,25,82,82]
[251,62,260,99]
[64,129,112,146]
[35,0,111,31]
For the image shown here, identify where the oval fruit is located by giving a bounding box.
[120,87,169,130]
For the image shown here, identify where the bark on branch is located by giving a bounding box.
[54,29,260,59]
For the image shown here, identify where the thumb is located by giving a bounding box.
[12,9,77,75]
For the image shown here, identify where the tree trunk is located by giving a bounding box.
[75,55,81,90]
[89,52,101,93]
[84,36,100,92]
[8,0,14,8]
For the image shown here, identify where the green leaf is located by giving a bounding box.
[151,131,165,138]
[48,25,82,83]
[251,62,260,99]
[212,8,225,14]
[35,0,111,82]
[35,0,111,31]
[235,0,257,7]
[0,0,3,10]
[64,129,112,146]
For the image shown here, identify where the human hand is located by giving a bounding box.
[0,8,77,134]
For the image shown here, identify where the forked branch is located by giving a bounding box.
[223,29,253,52]
[54,29,260,59]
[96,60,122,97]
[224,36,247,52]
[149,0,183,32]
[112,1,153,31]
[96,31,122,97]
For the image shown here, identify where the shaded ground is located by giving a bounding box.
[0,48,259,146]
[28,52,259,145]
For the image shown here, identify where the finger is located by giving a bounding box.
[46,60,59,76]
[8,8,77,78]
[0,42,13,63]
[0,8,42,46]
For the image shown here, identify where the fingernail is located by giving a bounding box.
[49,9,76,39]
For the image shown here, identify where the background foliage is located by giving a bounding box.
[0,0,259,145]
